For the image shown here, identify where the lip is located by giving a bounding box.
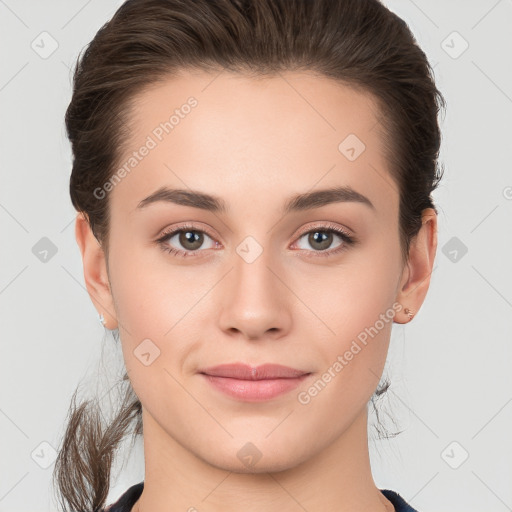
[199,363,312,402]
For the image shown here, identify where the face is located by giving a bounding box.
[100,70,411,472]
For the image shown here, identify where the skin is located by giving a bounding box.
[75,69,437,512]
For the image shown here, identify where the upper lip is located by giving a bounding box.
[199,363,310,380]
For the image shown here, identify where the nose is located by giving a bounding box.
[217,245,292,341]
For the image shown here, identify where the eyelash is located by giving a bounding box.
[155,222,356,259]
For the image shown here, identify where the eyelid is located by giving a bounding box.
[156,221,220,243]
[157,221,354,245]
[293,221,354,240]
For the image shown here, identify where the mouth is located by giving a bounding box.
[198,363,312,402]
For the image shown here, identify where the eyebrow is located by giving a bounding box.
[135,185,375,214]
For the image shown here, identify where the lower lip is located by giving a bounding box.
[201,373,311,402]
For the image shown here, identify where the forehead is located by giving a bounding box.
[109,69,398,217]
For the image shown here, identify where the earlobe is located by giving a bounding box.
[75,213,118,330]
[394,208,438,324]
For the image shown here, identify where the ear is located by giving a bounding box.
[75,212,118,329]
[394,208,438,324]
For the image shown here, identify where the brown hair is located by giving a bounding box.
[53,0,445,510]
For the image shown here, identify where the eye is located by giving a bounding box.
[156,222,356,259]
[292,222,356,258]
[156,224,219,258]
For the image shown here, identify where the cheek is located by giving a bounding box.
[109,239,197,335]
[295,238,401,401]
[295,287,395,429]
[293,240,401,346]
[108,244,212,379]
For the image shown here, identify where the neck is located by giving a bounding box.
[131,405,393,512]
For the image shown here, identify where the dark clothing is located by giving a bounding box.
[103,481,419,511]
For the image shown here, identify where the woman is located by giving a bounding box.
[53,0,445,510]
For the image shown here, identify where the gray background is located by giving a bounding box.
[1,0,511,510]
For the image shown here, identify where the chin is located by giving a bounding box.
[198,438,312,475]
[211,455,302,475]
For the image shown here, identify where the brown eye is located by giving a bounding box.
[292,224,356,258]
[295,229,345,252]
[307,230,335,251]
[156,225,218,257]
[177,230,204,250]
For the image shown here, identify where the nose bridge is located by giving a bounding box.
[217,234,290,338]
[234,234,282,305]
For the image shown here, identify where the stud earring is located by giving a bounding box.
[98,312,106,326]
[404,308,414,321]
